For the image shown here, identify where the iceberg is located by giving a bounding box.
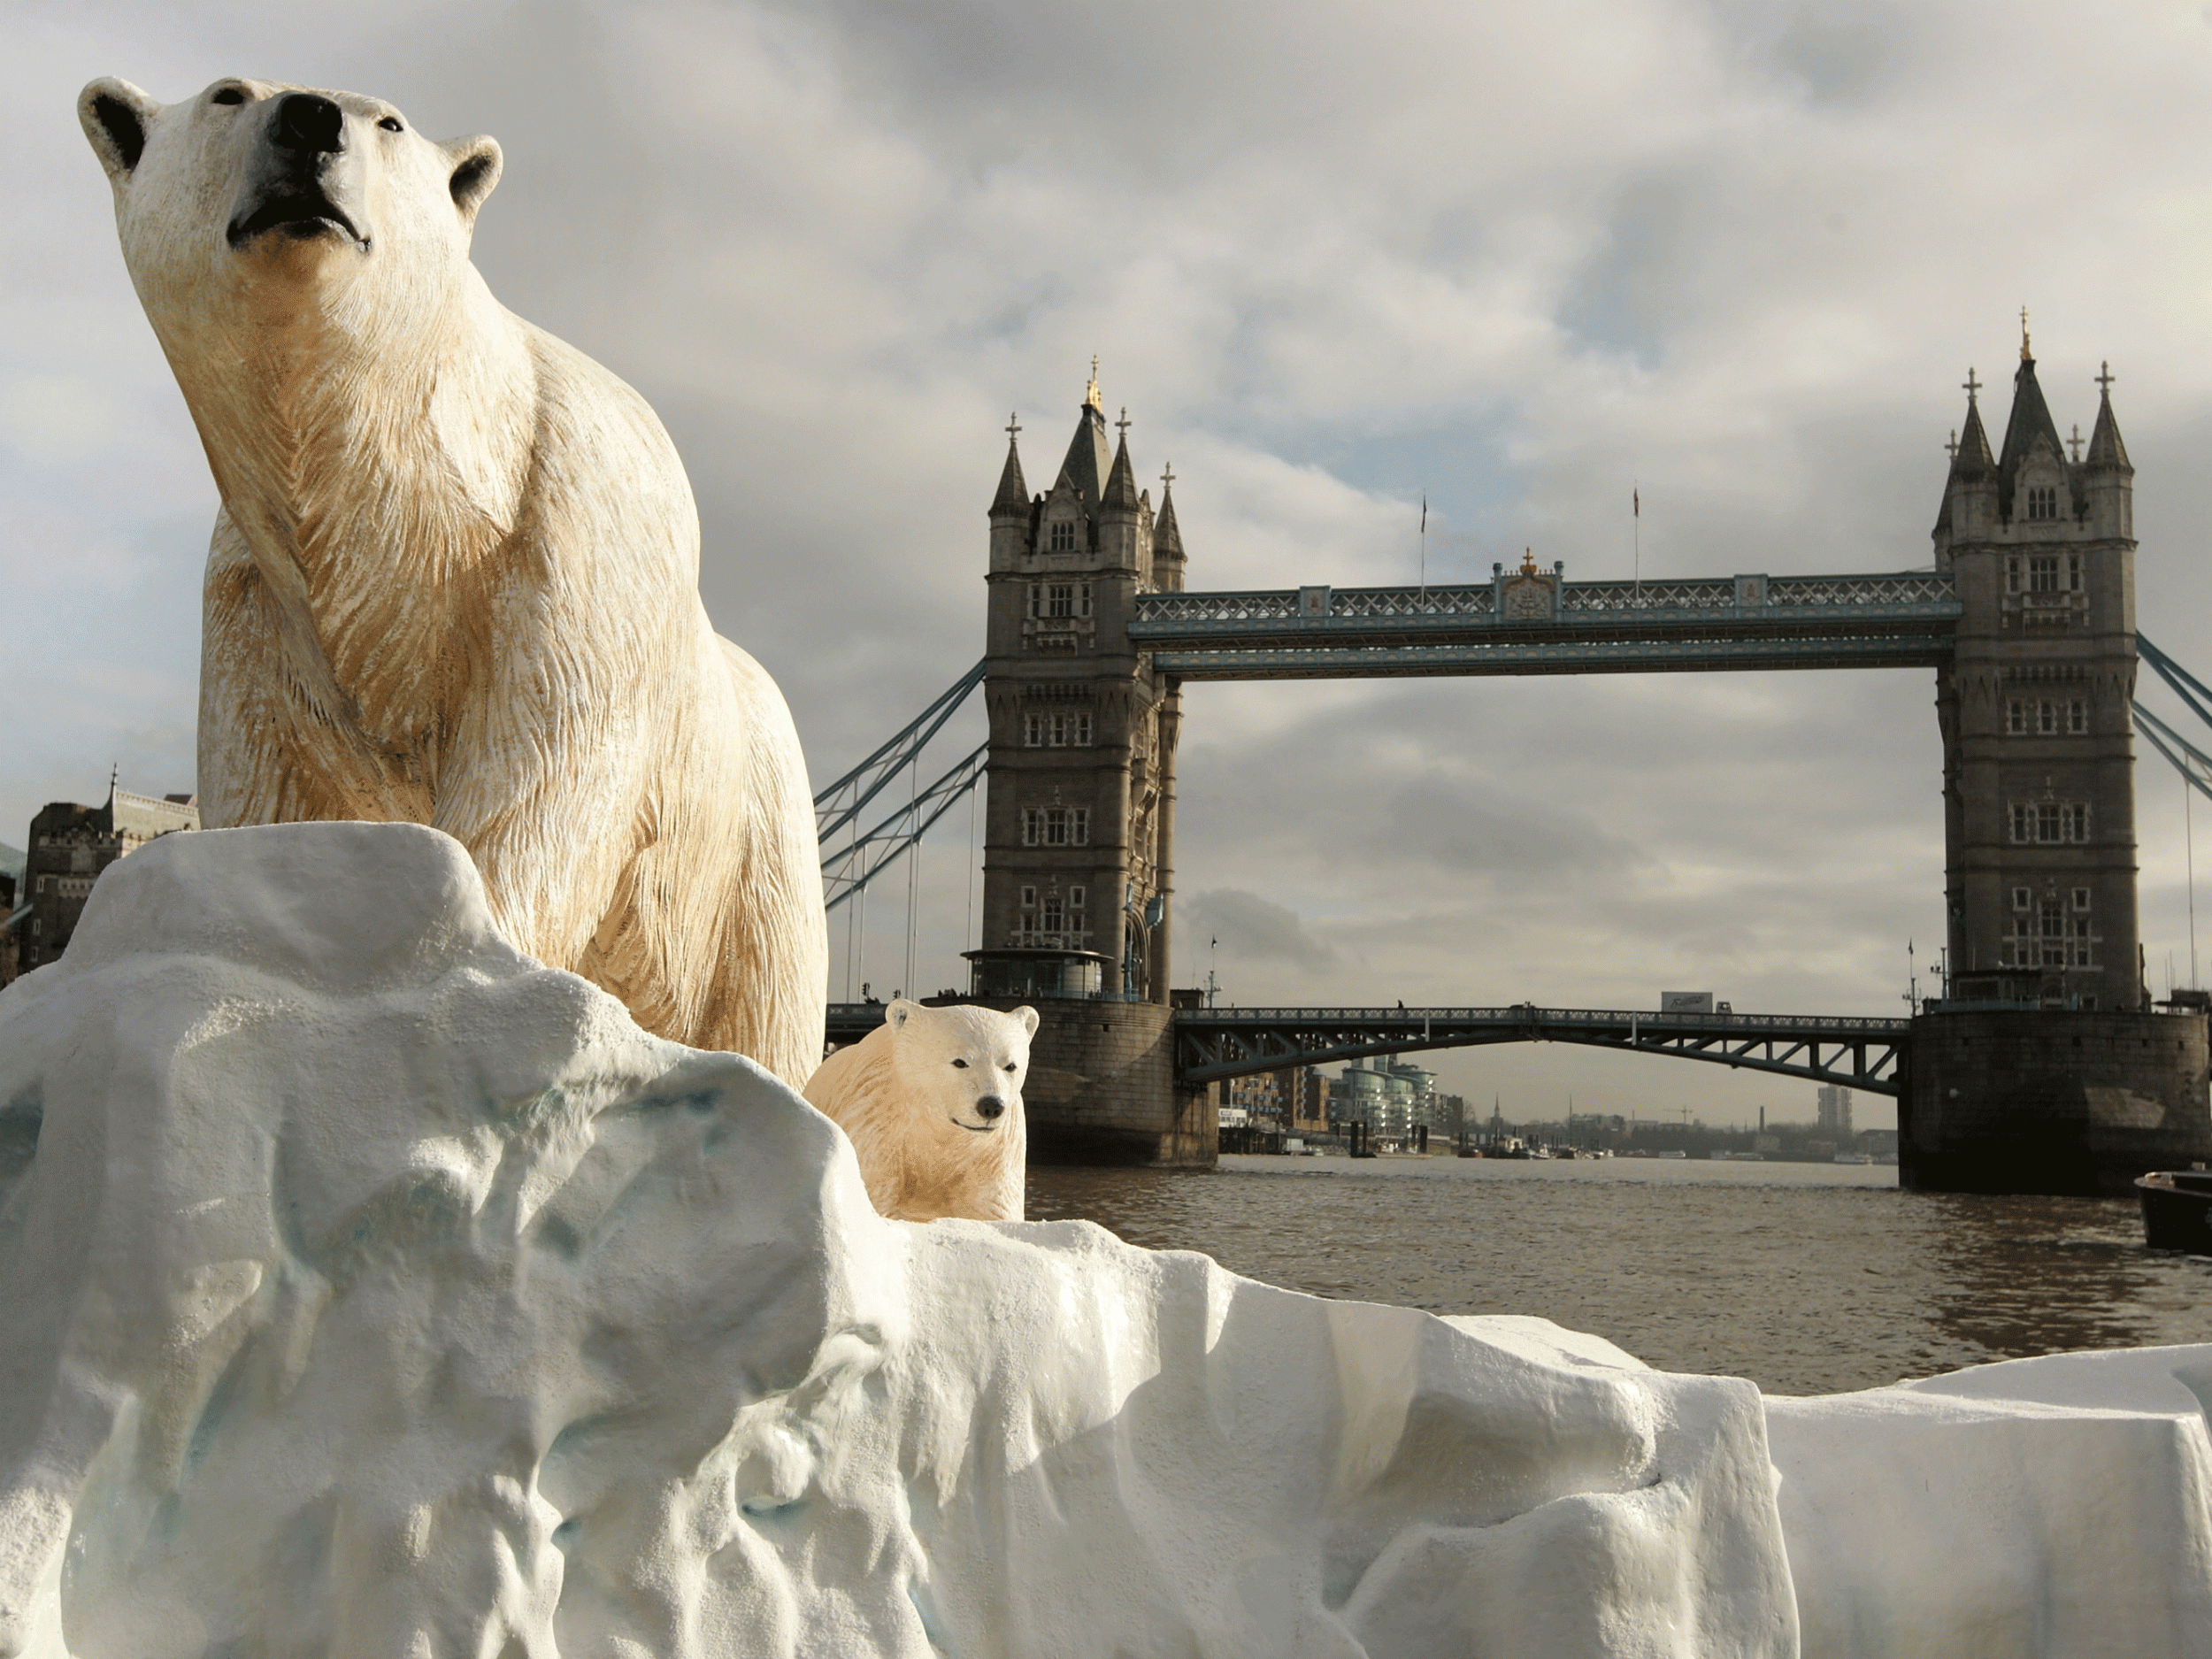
[0,822,2204,1656]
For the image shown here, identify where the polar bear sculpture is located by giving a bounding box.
[75,75,826,1089]
[804,999,1038,1222]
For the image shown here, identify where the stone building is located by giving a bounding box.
[964,374,1212,1165]
[1816,1084,1853,1140]
[12,787,199,976]
[971,368,1185,1003]
[1934,336,2140,1007]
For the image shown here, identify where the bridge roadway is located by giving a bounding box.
[825,1002,1910,1095]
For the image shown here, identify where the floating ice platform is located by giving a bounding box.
[0,824,2205,1657]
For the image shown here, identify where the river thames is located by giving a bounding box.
[1026,1154,2212,1395]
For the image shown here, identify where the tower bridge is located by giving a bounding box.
[823,342,2212,1193]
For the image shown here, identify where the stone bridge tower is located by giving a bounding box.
[972,372,1186,1004]
[964,373,1210,1167]
[1932,334,2142,1010]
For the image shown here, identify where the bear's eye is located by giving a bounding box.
[211,87,245,106]
[1003,1062,1018,1071]
[949,1057,969,1069]
[378,116,404,133]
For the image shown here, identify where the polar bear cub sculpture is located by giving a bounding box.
[77,76,826,1089]
[804,1001,1039,1223]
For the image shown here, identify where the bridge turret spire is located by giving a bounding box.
[989,415,1030,520]
[1102,419,1142,517]
[1152,465,1187,592]
[2085,364,2131,474]
[1996,347,2066,520]
[2083,360,2133,541]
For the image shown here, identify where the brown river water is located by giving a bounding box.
[1025,1154,2212,1396]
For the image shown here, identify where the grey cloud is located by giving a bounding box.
[1183,888,1337,971]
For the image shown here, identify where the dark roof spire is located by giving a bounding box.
[1056,397,1114,516]
[989,412,1029,518]
[1995,348,2065,509]
[1102,410,1141,515]
[2085,361,2131,473]
[1949,368,1995,480]
[1154,464,1185,560]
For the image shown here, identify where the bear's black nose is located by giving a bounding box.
[273,93,345,155]
[975,1095,1005,1120]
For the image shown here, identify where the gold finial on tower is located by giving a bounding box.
[2021,305,2032,362]
[1085,356,1102,411]
[1519,547,1540,576]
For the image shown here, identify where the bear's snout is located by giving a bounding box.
[975,1095,1006,1121]
[273,93,346,157]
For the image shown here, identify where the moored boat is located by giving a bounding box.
[2136,1169,2212,1253]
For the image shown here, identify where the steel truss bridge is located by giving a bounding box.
[1171,1005,1909,1093]
[824,1001,1910,1094]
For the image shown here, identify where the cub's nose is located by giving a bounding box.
[273,93,345,154]
[975,1095,1005,1121]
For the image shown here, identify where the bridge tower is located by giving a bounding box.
[973,372,1184,1002]
[967,373,1210,1165]
[1933,336,2142,1009]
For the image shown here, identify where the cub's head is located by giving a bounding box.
[884,1000,1039,1139]
[78,76,502,329]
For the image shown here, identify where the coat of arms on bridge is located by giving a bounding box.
[1499,549,1562,622]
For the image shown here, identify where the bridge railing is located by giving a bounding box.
[1132,572,1958,630]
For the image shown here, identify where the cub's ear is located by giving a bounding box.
[887,998,921,1031]
[1012,1005,1040,1037]
[442,134,503,221]
[80,78,161,181]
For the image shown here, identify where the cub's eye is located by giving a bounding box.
[1003,1063,1018,1071]
[378,116,404,133]
[949,1057,969,1069]
[211,87,245,106]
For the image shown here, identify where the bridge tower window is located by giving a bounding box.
[1026,581,1093,618]
[2026,484,2059,521]
[1048,519,1078,553]
[2008,801,2092,843]
[1024,709,1094,747]
[1021,806,1090,846]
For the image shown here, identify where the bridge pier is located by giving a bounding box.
[985,997,1215,1167]
[1902,1008,2212,1195]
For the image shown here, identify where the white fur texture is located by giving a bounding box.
[804,1000,1038,1223]
[77,74,826,1088]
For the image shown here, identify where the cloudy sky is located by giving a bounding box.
[12,0,2212,1128]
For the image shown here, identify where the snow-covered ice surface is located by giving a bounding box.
[0,823,2204,1657]
[1770,1348,2212,1657]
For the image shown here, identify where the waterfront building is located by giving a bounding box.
[1333,1057,1440,1141]
[12,787,198,977]
[1816,1085,1854,1139]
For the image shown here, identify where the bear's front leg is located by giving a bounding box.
[198,510,428,828]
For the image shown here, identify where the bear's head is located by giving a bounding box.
[883,1000,1039,1139]
[78,76,502,343]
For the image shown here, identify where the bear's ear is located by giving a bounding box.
[442,134,503,222]
[887,998,921,1031]
[80,78,161,182]
[1012,1005,1040,1037]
